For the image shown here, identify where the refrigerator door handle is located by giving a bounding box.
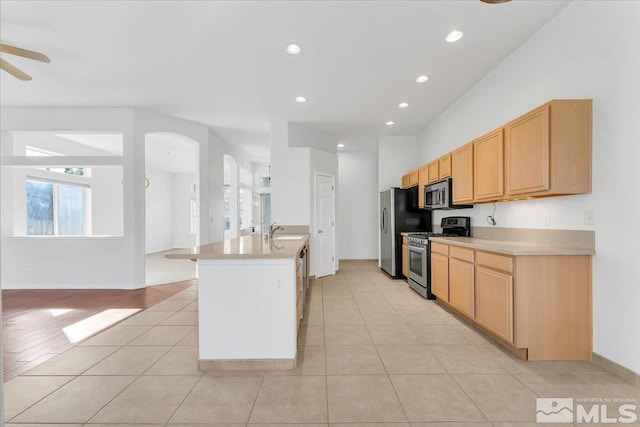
[381,208,387,234]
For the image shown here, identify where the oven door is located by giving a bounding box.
[408,243,428,288]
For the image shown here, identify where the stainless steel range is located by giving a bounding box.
[407,216,471,299]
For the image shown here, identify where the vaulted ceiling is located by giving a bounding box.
[0,1,570,160]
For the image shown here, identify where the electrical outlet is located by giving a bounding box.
[584,211,594,226]
[543,213,550,226]
[26,264,33,272]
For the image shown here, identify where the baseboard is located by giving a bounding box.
[1,283,145,290]
[592,352,640,388]
[199,355,297,371]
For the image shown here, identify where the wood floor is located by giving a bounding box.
[2,280,194,381]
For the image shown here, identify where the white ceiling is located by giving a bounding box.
[0,0,570,160]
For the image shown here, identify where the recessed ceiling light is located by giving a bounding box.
[398,102,409,109]
[481,0,511,3]
[445,30,464,43]
[386,121,395,126]
[416,75,430,83]
[285,43,302,55]
[337,143,345,148]
[295,96,307,103]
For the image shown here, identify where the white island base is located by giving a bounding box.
[197,257,299,370]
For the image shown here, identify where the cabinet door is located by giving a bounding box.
[505,105,550,195]
[401,173,410,189]
[409,170,419,187]
[449,258,474,318]
[439,154,452,178]
[431,252,449,301]
[418,164,429,208]
[402,244,409,277]
[475,266,513,343]
[474,129,504,201]
[451,143,474,204]
[428,160,439,183]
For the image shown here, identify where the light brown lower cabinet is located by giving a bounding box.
[448,258,474,319]
[431,242,592,361]
[430,252,449,301]
[475,266,513,343]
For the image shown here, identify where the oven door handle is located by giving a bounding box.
[409,243,427,253]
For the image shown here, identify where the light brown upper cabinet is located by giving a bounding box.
[505,99,592,197]
[401,173,410,189]
[473,128,504,202]
[451,143,474,204]
[401,169,419,189]
[427,160,440,183]
[417,164,429,207]
[439,154,452,179]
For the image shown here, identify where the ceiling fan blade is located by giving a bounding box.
[0,58,32,81]
[0,43,50,63]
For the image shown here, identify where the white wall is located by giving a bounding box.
[1,108,136,288]
[270,121,311,225]
[338,139,379,260]
[0,107,240,289]
[173,173,197,248]
[270,122,339,275]
[91,166,124,236]
[417,1,640,374]
[378,136,418,191]
[144,166,173,253]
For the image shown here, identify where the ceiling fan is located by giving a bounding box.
[0,43,50,81]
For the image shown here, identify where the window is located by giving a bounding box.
[26,179,88,236]
[223,184,230,232]
[239,188,250,230]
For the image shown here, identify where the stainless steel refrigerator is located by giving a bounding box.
[380,187,432,278]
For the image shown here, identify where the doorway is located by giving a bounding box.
[314,173,336,278]
[144,132,198,285]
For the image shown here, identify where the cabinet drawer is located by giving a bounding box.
[476,251,513,273]
[449,245,474,263]
[431,242,449,256]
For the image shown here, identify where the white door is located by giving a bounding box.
[315,173,335,278]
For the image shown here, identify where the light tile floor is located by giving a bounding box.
[3,260,639,426]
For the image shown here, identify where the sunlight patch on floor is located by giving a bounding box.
[62,308,142,343]
[48,308,74,317]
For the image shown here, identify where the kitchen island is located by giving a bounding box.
[166,233,310,370]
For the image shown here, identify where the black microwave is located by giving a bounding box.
[424,178,472,210]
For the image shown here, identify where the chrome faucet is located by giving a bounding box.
[269,222,283,239]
